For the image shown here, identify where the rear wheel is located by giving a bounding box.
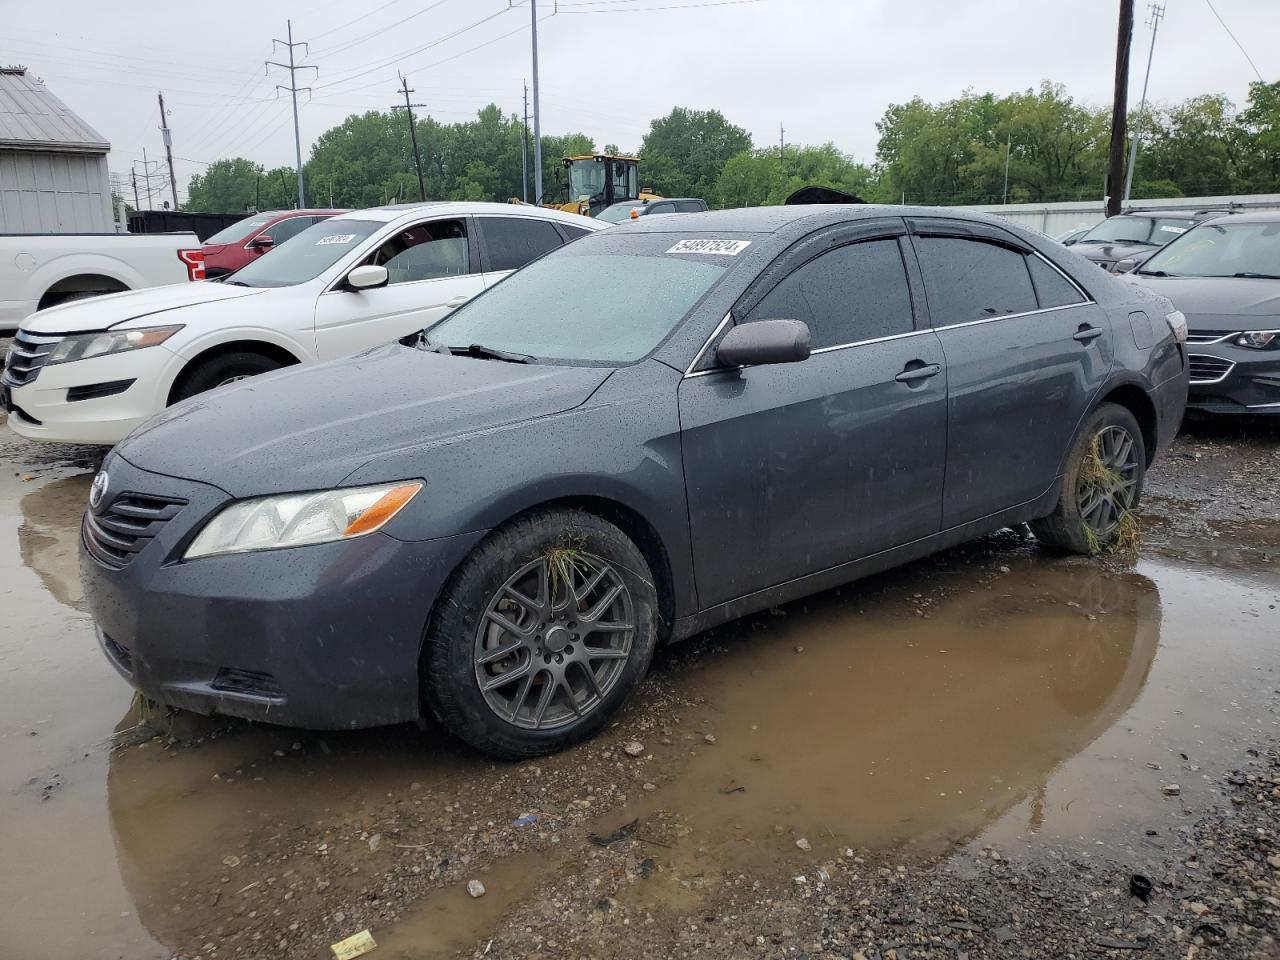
[422,508,658,758]
[171,352,282,403]
[1030,402,1146,554]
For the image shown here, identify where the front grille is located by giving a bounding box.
[1,330,61,386]
[1188,354,1235,385]
[82,492,187,569]
[1187,330,1236,344]
[212,668,284,700]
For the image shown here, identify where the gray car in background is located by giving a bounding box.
[81,205,1188,758]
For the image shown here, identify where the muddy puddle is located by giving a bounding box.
[1,463,1278,958]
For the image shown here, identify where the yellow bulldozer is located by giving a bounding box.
[545,154,662,218]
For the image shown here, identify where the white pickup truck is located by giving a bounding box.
[0,232,204,333]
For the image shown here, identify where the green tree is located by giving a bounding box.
[640,107,752,200]
[714,144,874,208]
[184,158,265,213]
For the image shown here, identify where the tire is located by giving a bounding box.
[171,352,282,403]
[43,290,106,309]
[423,508,659,759]
[1030,402,1146,554]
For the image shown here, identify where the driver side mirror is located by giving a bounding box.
[1113,257,1141,274]
[249,234,274,250]
[346,264,389,290]
[715,319,811,368]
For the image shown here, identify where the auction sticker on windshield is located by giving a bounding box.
[317,234,358,245]
[666,239,752,256]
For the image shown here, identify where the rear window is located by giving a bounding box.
[205,215,273,246]
[915,237,1038,326]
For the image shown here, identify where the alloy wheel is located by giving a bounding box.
[473,551,635,730]
[1077,424,1140,536]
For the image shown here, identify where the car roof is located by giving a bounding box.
[1117,208,1235,219]
[329,201,605,228]
[1199,210,1280,224]
[618,203,1018,236]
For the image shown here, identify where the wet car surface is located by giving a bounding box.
[2,403,1278,959]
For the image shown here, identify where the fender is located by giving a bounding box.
[25,250,144,300]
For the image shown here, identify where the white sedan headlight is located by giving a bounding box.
[47,325,184,365]
[185,481,423,560]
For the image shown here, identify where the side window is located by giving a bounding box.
[914,236,1037,326]
[744,238,914,349]
[675,200,706,213]
[1027,254,1086,308]
[645,203,676,216]
[480,217,564,272]
[262,216,311,246]
[559,224,593,241]
[366,218,470,285]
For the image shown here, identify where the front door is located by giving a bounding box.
[679,222,948,609]
[313,216,485,359]
[906,219,1112,528]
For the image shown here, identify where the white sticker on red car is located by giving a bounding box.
[666,239,752,256]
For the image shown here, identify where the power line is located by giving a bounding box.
[310,0,407,41]
[317,0,455,58]
[559,0,764,11]
[1202,0,1265,82]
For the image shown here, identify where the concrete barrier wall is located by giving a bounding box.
[960,194,1280,239]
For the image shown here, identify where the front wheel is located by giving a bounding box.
[422,508,658,758]
[171,352,283,403]
[1030,402,1146,554]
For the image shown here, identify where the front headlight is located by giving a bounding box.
[47,325,183,365]
[184,481,423,560]
[1233,330,1280,350]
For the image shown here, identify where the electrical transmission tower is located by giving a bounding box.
[266,20,316,209]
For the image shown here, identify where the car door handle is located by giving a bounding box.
[1073,325,1104,343]
[894,362,942,383]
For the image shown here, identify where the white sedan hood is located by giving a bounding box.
[21,281,270,334]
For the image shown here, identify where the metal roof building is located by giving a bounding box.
[0,67,115,232]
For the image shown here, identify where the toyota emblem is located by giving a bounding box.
[89,470,109,511]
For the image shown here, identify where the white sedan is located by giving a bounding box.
[1,202,602,445]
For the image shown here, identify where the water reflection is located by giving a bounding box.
[17,473,91,611]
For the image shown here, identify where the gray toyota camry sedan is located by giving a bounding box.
[82,205,1188,758]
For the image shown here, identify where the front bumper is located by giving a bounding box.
[2,341,181,444]
[81,453,487,729]
[1185,344,1280,415]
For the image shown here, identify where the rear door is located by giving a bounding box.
[312,215,484,359]
[474,215,568,287]
[906,218,1109,528]
[679,219,948,607]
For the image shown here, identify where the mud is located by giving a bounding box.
[1,413,1278,959]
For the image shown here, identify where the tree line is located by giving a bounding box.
[183,80,1280,214]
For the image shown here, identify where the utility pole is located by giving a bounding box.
[1105,0,1135,218]
[530,0,543,204]
[779,123,784,163]
[521,81,530,203]
[278,169,289,207]
[393,73,427,202]
[157,91,179,211]
[134,149,159,210]
[1123,1,1165,204]
[1002,133,1012,204]
[267,20,316,209]
[131,168,141,211]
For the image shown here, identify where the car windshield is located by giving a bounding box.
[1078,216,1196,246]
[596,203,641,224]
[225,218,384,287]
[1139,220,1280,278]
[568,161,606,202]
[426,233,735,363]
[205,214,274,245]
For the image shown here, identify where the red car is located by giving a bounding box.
[201,209,346,278]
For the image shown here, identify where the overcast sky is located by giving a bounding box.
[2,0,1276,205]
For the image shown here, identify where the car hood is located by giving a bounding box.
[1075,240,1156,263]
[1124,275,1280,331]
[21,282,270,334]
[113,343,614,497]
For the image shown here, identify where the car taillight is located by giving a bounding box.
[178,249,206,281]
